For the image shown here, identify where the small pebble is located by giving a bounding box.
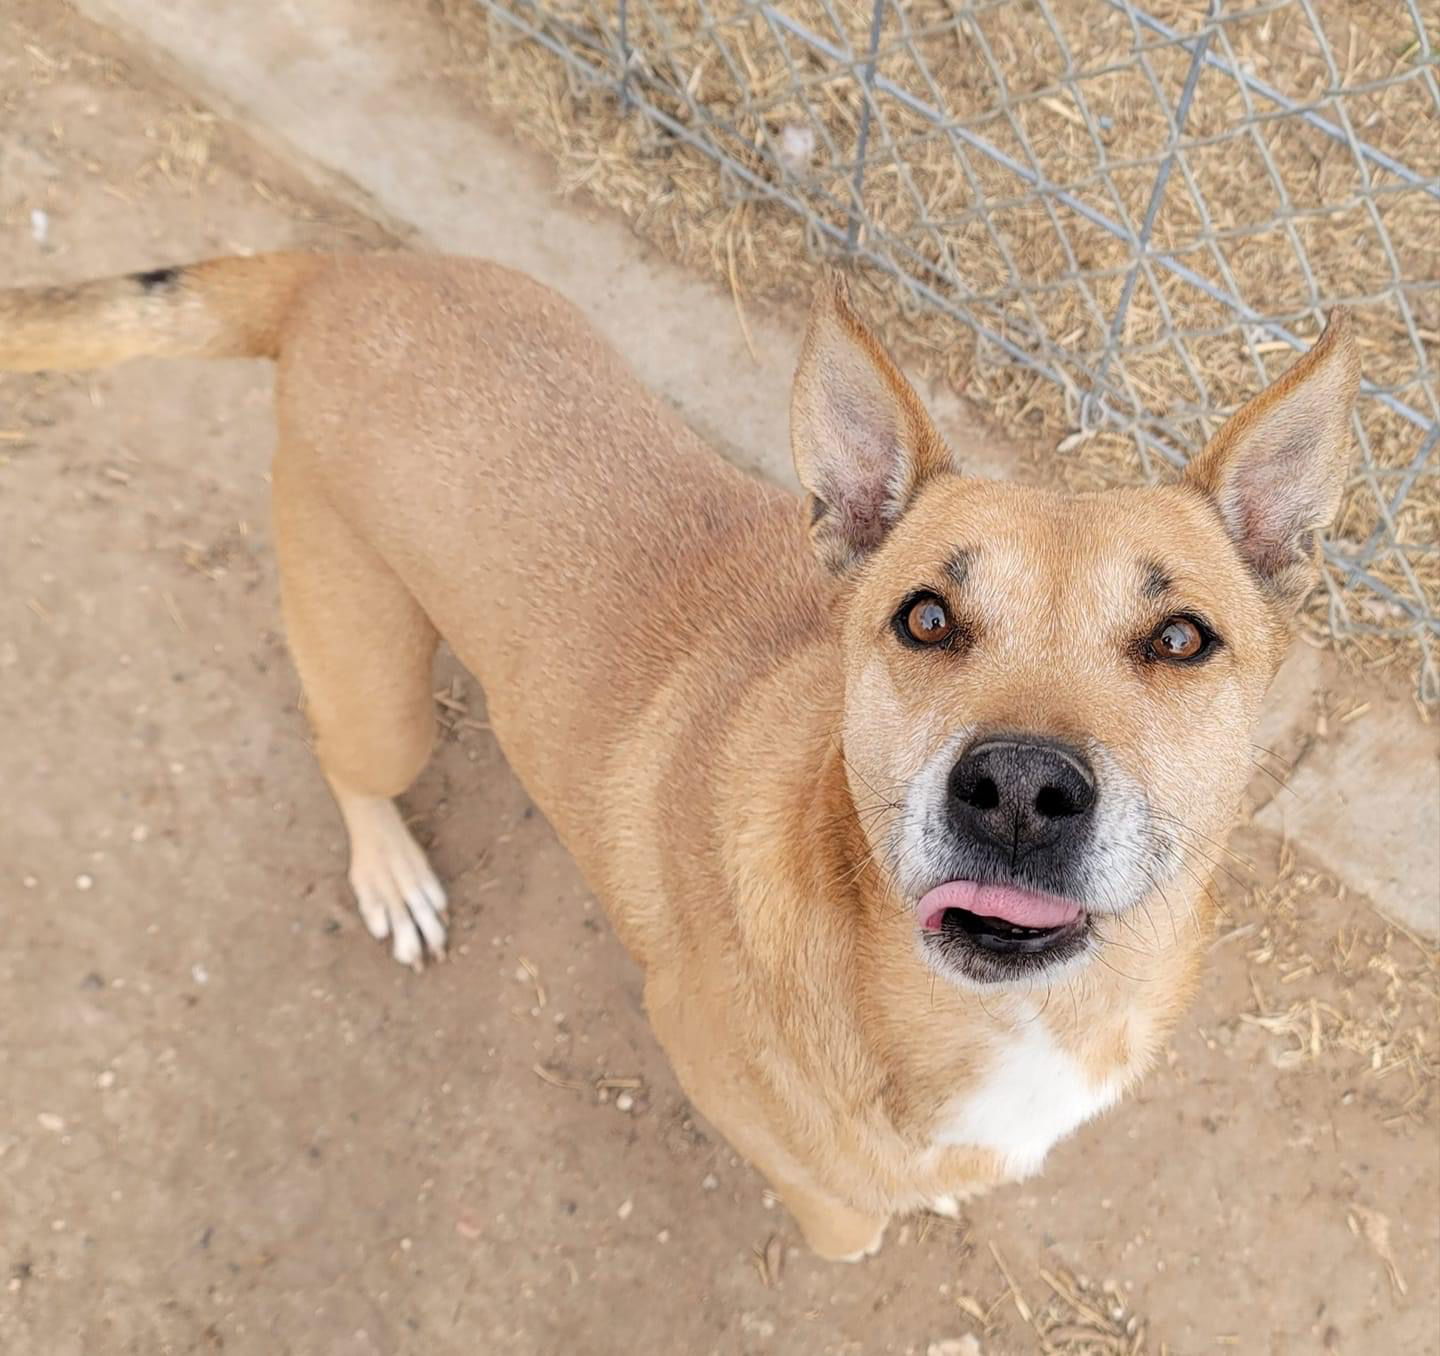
[37,1113,65,1132]
[777,123,817,174]
[96,1070,116,1090]
[75,874,94,891]
[22,875,37,889]
[615,1092,634,1113]
[928,1339,982,1356]
[617,1199,633,1221]
[702,1173,719,1191]
[191,964,209,986]
[130,825,149,843]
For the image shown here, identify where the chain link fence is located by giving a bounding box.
[477,0,1439,697]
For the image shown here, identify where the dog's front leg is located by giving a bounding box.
[650,991,891,1260]
[330,785,448,967]
[773,1172,889,1263]
[273,452,448,969]
[691,1098,889,1261]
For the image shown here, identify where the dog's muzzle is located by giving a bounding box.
[916,734,1101,981]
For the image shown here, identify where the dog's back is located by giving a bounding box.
[0,253,826,907]
[271,255,825,877]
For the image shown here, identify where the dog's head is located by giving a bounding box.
[792,277,1359,987]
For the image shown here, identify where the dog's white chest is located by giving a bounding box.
[932,1022,1122,1180]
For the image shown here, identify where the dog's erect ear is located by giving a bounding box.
[790,273,954,572]
[1183,310,1360,610]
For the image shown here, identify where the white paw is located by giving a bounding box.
[834,1227,886,1263]
[342,796,448,969]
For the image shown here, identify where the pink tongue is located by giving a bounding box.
[919,881,1083,932]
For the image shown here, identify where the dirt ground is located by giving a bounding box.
[1,4,1437,1354]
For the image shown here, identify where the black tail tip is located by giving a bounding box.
[133,266,182,293]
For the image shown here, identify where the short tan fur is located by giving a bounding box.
[0,254,1359,1257]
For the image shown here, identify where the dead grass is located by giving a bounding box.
[1217,838,1438,1126]
[441,0,1438,694]
[952,1243,1156,1355]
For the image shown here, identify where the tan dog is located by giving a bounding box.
[1,255,1358,1259]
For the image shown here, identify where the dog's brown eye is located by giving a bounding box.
[904,596,955,646]
[1148,615,1208,662]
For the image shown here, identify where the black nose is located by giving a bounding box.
[948,736,1096,859]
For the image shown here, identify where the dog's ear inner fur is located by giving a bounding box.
[790,273,954,572]
[1182,309,1360,611]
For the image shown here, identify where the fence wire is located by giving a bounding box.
[479,0,1439,697]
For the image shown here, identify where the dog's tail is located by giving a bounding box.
[0,253,323,372]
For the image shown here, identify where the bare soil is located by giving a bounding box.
[1,4,1436,1353]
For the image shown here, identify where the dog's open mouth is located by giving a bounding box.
[918,880,1090,974]
[935,906,1088,953]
